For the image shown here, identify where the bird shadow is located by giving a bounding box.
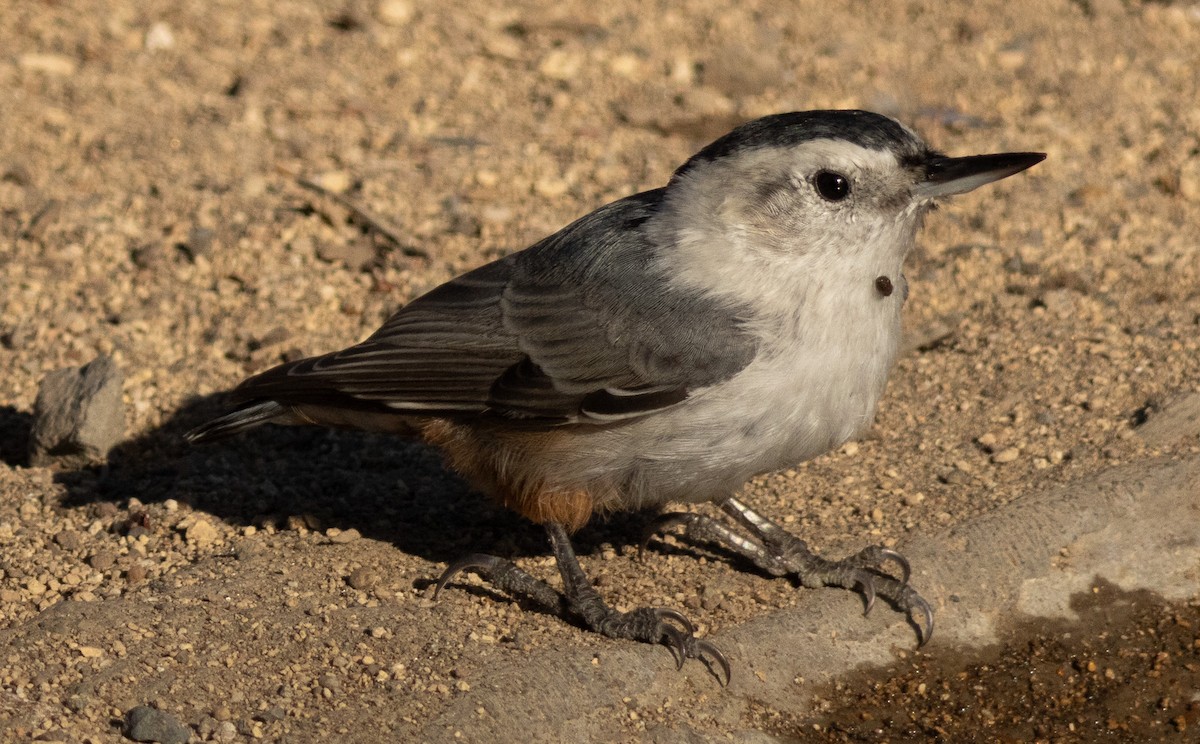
[49,392,660,568]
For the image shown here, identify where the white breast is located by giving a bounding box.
[581,267,905,509]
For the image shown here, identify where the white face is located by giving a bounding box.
[702,140,929,259]
[652,139,932,308]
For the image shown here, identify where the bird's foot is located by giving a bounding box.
[643,498,933,645]
[435,524,730,684]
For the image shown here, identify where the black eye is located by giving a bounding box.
[814,171,851,201]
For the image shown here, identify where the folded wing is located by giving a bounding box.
[228,189,757,425]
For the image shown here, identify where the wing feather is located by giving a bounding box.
[230,189,758,424]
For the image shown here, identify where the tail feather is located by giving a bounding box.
[186,400,288,444]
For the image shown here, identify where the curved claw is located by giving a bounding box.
[433,554,498,598]
[637,513,695,561]
[876,547,912,586]
[860,575,877,617]
[654,608,730,684]
[660,623,687,670]
[695,639,732,687]
[913,596,935,647]
[655,607,696,635]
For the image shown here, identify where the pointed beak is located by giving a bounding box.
[916,151,1046,199]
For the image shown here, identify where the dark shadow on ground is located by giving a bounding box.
[50,392,664,567]
[0,405,33,467]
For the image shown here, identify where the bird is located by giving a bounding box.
[187,110,1045,684]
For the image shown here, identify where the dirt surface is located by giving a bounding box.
[2,0,1200,742]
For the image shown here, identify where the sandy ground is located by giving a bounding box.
[2,0,1200,741]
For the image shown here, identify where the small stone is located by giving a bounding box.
[96,502,120,519]
[130,244,168,270]
[254,706,286,723]
[1179,157,1200,202]
[318,673,341,692]
[185,519,219,546]
[534,177,570,198]
[285,514,308,532]
[29,356,125,468]
[18,53,78,76]
[78,646,103,658]
[213,721,238,743]
[348,567,379,591]
[54,530,83,551]
[89,550,116,571]
[327,527,362,544]
[991,447,1020,464]
[196,716,219,740]
[538,50,582,81]
[313,170,352,194]
[126,564,148,583]
[316,239,377,271]
[123,705,190,744]
[608,54,642,79]
[144,22,175,52]
[181,226,214,260]
[376,0,413,25]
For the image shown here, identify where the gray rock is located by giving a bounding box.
[123,705,191,744]
[1136,391,1200,447]
[29,355,124,467]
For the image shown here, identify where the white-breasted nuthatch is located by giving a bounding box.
[188,110,1045,683]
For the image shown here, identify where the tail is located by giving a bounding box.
[185,400,289,444]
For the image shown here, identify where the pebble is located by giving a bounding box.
[17,53,77,76]
[213,721,238,743]
[183,226,214,260]
[376,0,414,26]
[316,239,377,272]
[348,567,380,591]
[144,22,176,52]
[123,705,190,744]
[534,176,570,198]
[313,169,352,194]
[185,519,219,546]
[54,530,83,551]
[29,355,126,468]
[538,50,582,81]
[327,527,362,544]
[1179,157,1200,202]
[991,447,1021,464]
[89,550,116,571]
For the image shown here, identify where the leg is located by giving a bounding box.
[644,498,934,645]
[435,522,731,684]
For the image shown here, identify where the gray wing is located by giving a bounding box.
[230,189,757,424]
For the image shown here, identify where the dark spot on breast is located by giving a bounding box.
[875,275,894,297]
